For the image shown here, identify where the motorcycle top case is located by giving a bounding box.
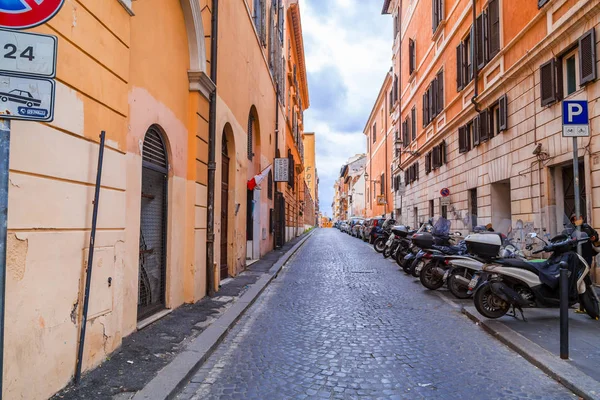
[465,233,502,259]
[411,233,435,249]
[391,225,410,238]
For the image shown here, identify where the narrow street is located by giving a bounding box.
[177,229,574,399]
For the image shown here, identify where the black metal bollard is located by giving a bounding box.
[560,266,569,360]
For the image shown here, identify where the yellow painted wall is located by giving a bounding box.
[4,0,211,398]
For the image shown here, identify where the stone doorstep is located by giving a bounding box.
[132,231,315,400]
[462,306,600,400]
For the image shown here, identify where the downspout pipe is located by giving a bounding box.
[471,0,481,112]
[206,0,219,297]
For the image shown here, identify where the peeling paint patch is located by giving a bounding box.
[71,299,79,324]
[7,233,27,281]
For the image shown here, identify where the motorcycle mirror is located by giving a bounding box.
[528,232,537,238]
[454,232,462,236]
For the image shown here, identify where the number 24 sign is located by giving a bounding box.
[0,28,57,78]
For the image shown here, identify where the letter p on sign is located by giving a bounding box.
[562,100,589,137]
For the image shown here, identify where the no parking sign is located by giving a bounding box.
[0,0,65,29]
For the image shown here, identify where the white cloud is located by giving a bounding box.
[300,0,391,217]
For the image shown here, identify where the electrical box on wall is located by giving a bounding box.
[82,246,115,319]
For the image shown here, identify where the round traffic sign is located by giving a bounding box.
[0,0,65,30]
[440,188,450,197]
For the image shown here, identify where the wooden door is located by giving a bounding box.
[220,155,229,280]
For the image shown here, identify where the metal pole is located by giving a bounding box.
[0,118,10,396]
[560,266,569,359]
[75,131,106,383]
[573,138,582,244]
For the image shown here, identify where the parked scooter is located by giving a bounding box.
[373,218,396,253]
[471,229,600,320]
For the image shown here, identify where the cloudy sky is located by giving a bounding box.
[300,0,392,218]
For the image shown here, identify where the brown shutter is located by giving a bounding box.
[260,0,267,46]
[432,0,438,33]
[432,79,438,119]
[483,10,489,64]
[425,152,432,174]
[540,59,557,107]
[473,115,480,146]
[422,92,427,127]
[407,115,412,143]
[411,107,416,140]
[456,43,464,90]
[480,109,489,142]
[488,0,500,59]
[405,170,409,185]
[416,162,419,181]
[499,94,508,131]
[437,71,444,114]
[476,13,485,70]
[579,28,597,86]
[458,126,466,153]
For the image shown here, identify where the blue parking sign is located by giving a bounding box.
[562,100,589,137]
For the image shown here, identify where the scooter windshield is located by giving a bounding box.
[431,216,451,236]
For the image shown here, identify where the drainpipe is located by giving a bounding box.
[471,0,481,112]
[206,0,219,297]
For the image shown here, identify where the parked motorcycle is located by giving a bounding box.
[373,218,396,253]
[471,230,600,320]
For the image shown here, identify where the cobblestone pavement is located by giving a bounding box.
[177,229,575,400]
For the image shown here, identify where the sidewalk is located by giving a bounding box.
[457,289,600,400]
[53,231,313,400]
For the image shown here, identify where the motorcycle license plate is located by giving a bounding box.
[468,276,479,291]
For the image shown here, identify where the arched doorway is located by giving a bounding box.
[246,107,261,262]
[138,126,169,321]
[220,133,230,280]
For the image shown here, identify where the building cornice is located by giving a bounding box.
[188,70,216,99]
[382,0,392,14]
[289,2,310,109]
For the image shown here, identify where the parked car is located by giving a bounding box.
[366,217,387,244]
[340,221,349,233]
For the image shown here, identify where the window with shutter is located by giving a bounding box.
[457,43,464,90]
[407,116,412,143]
[437,71,444,114]
[411,107,417,141]
[488,0,500,59]
[480,110,489,142]
[288,150,294,188]
[405,170,410,186]
[373,123,377,143]
[268,170,273,199]
[540,59,557,107]
[499,94,508,131]
[425,152,432,174]
[431,80,438,120]
[422,92,427,127]
[432,0,438,33]
[415,162,419,181]
[247,113,254,160]
[381,173,385,195]
[428,85,434,122]
[402,120,409,146]
[466,122,472,151]
[465,30,473,82]
[476,13,485,70]
[441,140,446,164]
[458,126,466,153]
[473,115,480,146]
[409,39,416,75]
[579,28,597,86]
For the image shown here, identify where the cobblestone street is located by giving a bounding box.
[177,229,575,399]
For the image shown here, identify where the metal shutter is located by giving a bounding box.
[540,59,557,107]
[437,71,444,114]
[473,115,481,147]
[488,0,500,59]
[456,43,464,90]
[579,28,597,86]
[499,94,508,131]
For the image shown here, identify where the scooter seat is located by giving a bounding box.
[495,258,546,274]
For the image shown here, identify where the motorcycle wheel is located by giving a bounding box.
[447,268,473,299]
[395,250,405,266]
[401,258,412,274]
[383,247,392,259]
[374,238,386,253]
[419,261,445,290]
[410,259,423,278]
[473,282,509,319]
[581,287,600,320]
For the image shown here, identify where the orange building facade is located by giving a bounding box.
[364,73,396,218]
[3,1,313,398]
[382,0,600,236]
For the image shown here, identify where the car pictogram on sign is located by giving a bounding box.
[0,0,65,29]
[0,88,41,107]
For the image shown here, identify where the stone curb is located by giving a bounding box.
[462,306,600,400]
[132,231,315,400]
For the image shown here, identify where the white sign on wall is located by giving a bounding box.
[274,158,289,182]
[0,29,57,78]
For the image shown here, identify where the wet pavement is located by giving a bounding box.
[177,228,576,399]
